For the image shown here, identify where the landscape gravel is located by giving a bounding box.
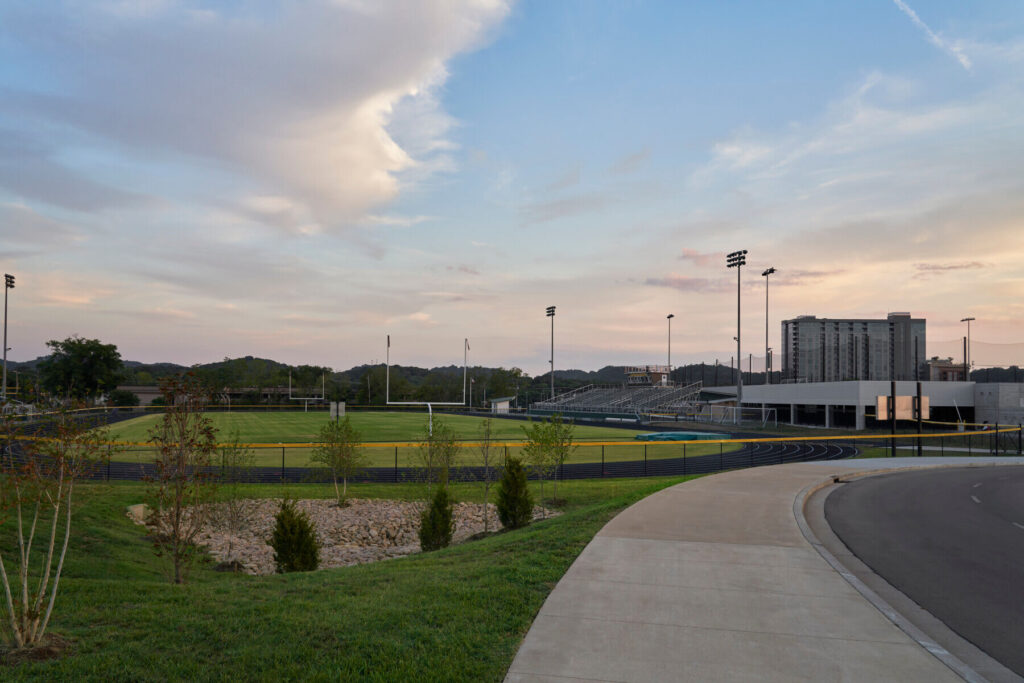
[128,497,559,575]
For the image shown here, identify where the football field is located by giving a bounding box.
[102,410,729,467]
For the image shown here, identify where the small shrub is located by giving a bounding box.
[419,486,455,551]
[496,457,534,530]
[106,388,140,407]
[269,500,320,573]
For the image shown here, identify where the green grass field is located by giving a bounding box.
[102,411,732,466]
[106,411,649,443]
[0,476,699,680]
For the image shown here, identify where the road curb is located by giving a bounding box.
[793,466,989,683]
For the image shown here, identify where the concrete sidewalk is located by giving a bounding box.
[506,457,1024,682]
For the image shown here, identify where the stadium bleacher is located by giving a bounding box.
[531,366,702,419]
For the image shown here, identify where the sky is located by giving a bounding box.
[1,0,1023,375]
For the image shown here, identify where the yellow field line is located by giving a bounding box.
[14,426,1020,449]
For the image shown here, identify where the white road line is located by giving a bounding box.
[1014,522,1024,531]
[973,482,982,488]
[971,495,981,504]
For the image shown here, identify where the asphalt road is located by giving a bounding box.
[826,466,1024,677]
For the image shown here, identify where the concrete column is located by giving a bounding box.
[824,405,831,429]
[855,404,866,431]
[790,404,796,425]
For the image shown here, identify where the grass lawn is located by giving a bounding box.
[1,475,700,680]
[102,411,732,467]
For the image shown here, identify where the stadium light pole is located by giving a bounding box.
[727,250,747,424]
[960,317,975,379]
[546,306,556,399]
[2,274,13,402]
[667,314,674,376]
[762,267,775,385]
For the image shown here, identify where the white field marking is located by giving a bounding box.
[971,495,981,504]
[1014,523,1024,531]
[973,482,982,488]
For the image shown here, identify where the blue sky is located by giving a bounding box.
[1,0,1022,373]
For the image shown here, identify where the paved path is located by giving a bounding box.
[506,457,1024,682]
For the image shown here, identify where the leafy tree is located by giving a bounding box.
[486,367,525,404]
[355,366,390,405]
[269,499,320,572]
[496,457,533,530]
[0,405,112,650]
[418,486,455,551]
[106,388,140,407]
[309,416,365,505]
[415,418,460,493]
[38,336,123,400]
[145,373,218,584]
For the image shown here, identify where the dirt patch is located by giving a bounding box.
[1,633,72,665]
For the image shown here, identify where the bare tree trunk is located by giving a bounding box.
[0,552,24,648]
[38,485,74,641]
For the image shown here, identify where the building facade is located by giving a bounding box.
[781,312,926,383]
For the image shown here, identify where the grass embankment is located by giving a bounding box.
[1,476,698,681]
[102,411,730,467]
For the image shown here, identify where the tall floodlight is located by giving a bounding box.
[762,267,775,385]
[546,306,556,399]
[727,251,746,424]
[666,314,675,375]
[960,317,975,380]
[2,274,13,402]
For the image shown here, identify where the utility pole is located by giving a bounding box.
[961,317,975,380]
[762,267,775,385]
[727,250,746,424]
[1,274,11,402]
[667,314,674,375]
[463,338,469,405]
[546,306,556,399]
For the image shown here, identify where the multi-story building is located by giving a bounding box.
[781,312,926,382]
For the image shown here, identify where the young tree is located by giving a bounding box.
[545,413,576,503]
[418,486,455,551]
[308,416,365,506]
[38,336,124,401]
[520,418,552,509]
[521,413,577,505]
[495,457,533,530]
[0,405,111,650]
[145,373,218,584]
[415,418,459,493]
[269,499,320,573]
[209,430,256,571]
[476,418,496,532]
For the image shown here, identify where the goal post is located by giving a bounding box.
[385,334,467,434]
[288,371,326,412]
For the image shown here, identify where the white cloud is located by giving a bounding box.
[892,0,972,70]
[0,1,511,231]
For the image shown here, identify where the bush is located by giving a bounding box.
[496,457,534,530]
[269,500,320,573]
[419,486,455,552]
[106,388,140,407]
